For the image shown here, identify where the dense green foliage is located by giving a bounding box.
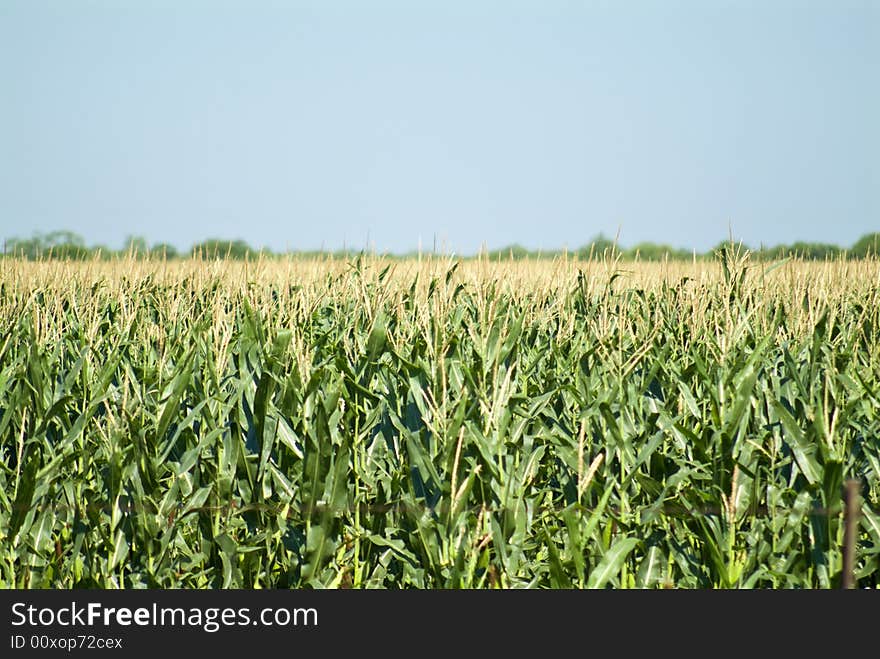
[1,255,878,588]
[4,230,879,261]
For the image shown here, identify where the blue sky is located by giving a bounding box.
[1,0,876,254]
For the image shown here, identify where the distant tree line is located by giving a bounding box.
[3,230,879,261]
[1,233,273,261]
[485,232,880,261]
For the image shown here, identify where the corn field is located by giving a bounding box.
[1,250,879,588]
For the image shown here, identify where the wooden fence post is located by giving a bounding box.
[842,479,861,589]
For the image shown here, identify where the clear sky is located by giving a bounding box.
[1,0,876,255]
